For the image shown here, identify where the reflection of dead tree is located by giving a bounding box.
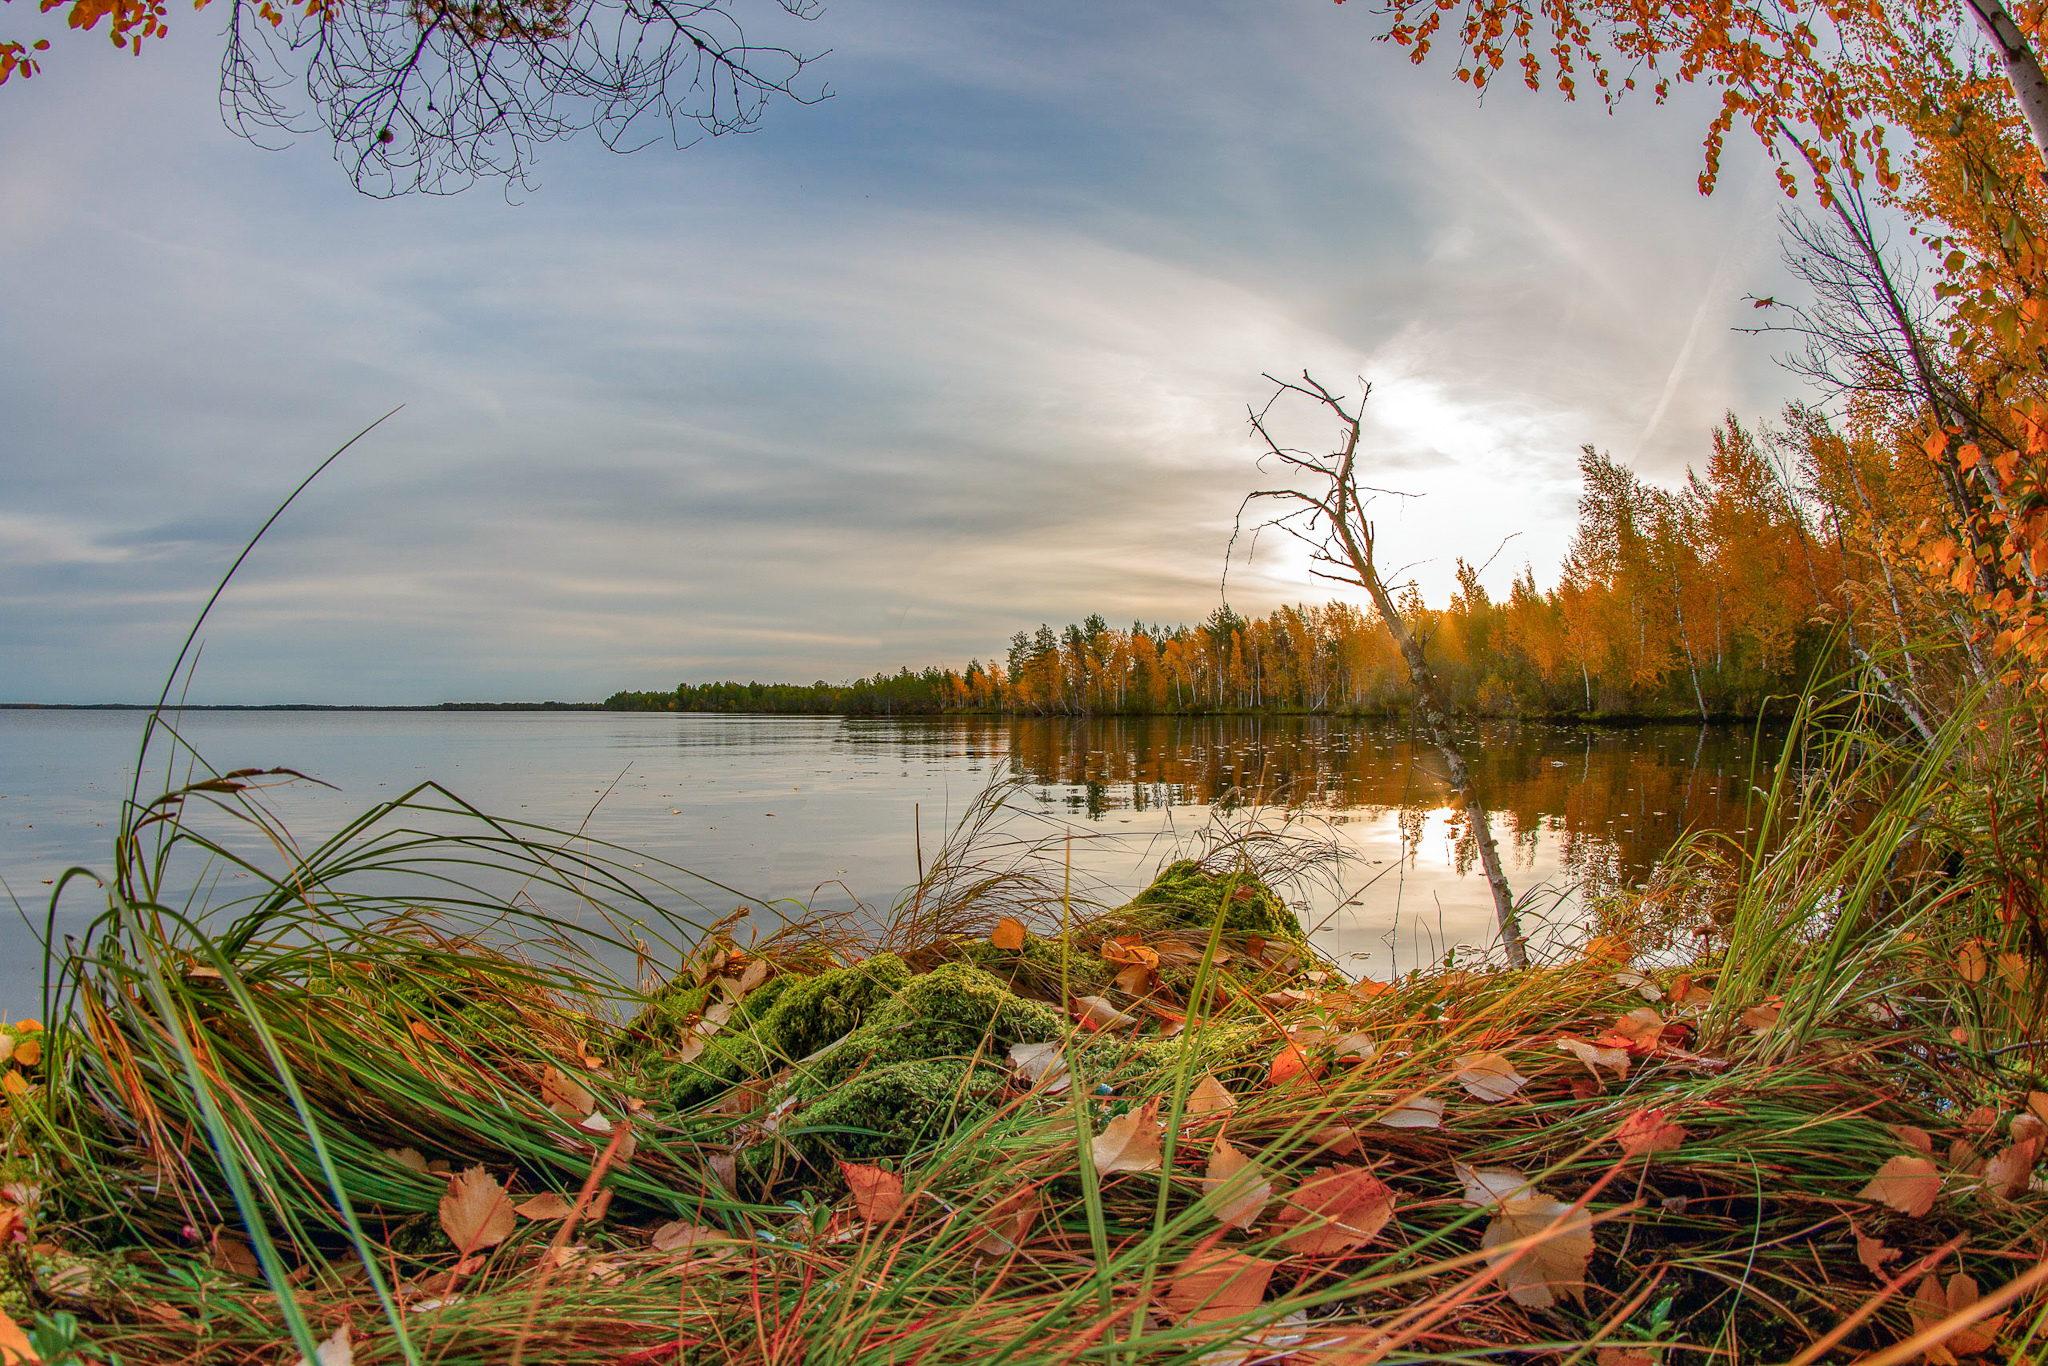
[1234,372,1528,968]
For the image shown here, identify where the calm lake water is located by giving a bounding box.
[0,710,1779,1017]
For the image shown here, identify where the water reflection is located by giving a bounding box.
[837,716,1778,966]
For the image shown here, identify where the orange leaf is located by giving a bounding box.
[972,1186,1038,1255]
[1162,1247,1275,1323]
[1273,1166,1394,1255]
[1889,1124,1935,1156]
[1859,1155,1939,1217]
[514,1191,577,1221]
[839,1162,906,1224]
[1269,1043,1321,1086]
[988,917,1026,952]
[0,1307,35,1365]
[1613,1107,1687,1157]
[1855,1229,1899,1278]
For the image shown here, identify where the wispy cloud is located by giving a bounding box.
[0,0,1804,702]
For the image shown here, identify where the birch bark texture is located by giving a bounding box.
[1238,374,1529,969]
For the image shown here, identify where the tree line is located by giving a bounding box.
[608,421,1858,720]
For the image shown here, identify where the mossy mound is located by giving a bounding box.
[1098,859,1303,942]
[777,1057,1009,1166]
[633,955,915,1106]
[934,933,1110,1002]
[802,963,1064,1091]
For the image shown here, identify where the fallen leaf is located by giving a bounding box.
[1161,1248,1276,1323]
[1740,1002,1781,1031]
[706,1153,737,1192]
[1203,1138,1273,1229]
[1331,1032,1376,1062]
[2016,1112,2047,1146]
[733,957,771,995]
[1455,1166,1592,1309]
[1184,1072,1236,1118]
[1270,1043,1321,1086]
[515,1192,577,1221]
[2028,1092,2048,1127]
[1856,1230,1899,1278]
[1557,1036,1630,1081]
[839,1163,906,1224]
[1911,1272,2007,1356]
[439,1167,516,1254]
[1889,1124,1935,1157]
[973,1186,1038,1255]
[209,1232,261,1278]
[541,1065,596,1120]
[669,1035,709,1066]
[1859,1155,1939,1217]
[1072,995,1139,1030]
[1595,1350,1655,1366]
[989,917,1026,951]
[1614,1108,1687,1157]
[1090,1100,1164,1175]
[1273,1166,1394,1254]
[384,1146,431,1174]
[0,1308,35,1366]
[1311,1124,1362,1157]
[1609,1008,1666,1051]
[650,1221,730,1253]
[1958,940,1989,983]
[1612,969,1665,1002]
[1984,1137,2040,1198]
[1452,1052,1528,1103]
[1347,978,1392,1001]
[1582,934,1631,963]
[1113,963,1158,996]
[1376,1092,1444,1129]
[293,1323,353,1366]
[12,1041,41,1069]
[1997,951,2028,990]
[1007,1040,1071,1094]
[1101,937,1161,970]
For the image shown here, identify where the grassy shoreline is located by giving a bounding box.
[0,691,2039,1364]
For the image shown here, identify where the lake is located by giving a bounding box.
[0,709,1779,1016]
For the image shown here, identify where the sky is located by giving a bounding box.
[0,0,1807,704]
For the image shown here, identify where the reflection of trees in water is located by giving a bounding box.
[834,715,1772,890]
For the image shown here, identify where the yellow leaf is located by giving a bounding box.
[988,917,1026,951]
[1089,1099,1163,1175]
[1958,940,1989,983]
[439,1166,516,1254]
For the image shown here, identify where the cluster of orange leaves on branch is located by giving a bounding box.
[1345,0,1901,198]
[2,0,564,88]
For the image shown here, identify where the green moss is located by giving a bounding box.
[779,1057,1008,1165]
[1106,860,1303,942]
[803,963,1064,1091]
[655,955,915,1106]
[943,933,1108,1002]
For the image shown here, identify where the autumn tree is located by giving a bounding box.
[3,0,821,194]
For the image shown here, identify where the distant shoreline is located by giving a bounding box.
[0,702,607,712]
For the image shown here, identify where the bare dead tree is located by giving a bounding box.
[1233,372,1528,969]
[220,0,825,195]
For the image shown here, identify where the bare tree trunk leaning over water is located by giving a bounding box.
[1237,373,1529,969]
